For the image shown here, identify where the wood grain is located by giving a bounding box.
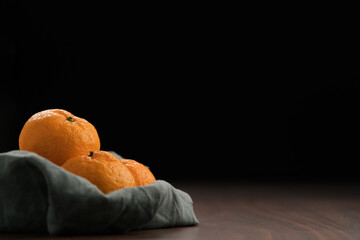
[184,181,360,240]
[2,181,360,240]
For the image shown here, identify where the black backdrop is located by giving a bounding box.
[1,1,359,182]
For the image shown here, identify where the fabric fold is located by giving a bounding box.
[0,150,198,235]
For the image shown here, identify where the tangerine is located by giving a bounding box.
[19,109,100,166]
[62,151,136,194]
[120,159,156,186]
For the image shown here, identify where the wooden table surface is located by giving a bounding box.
[2,180,360,240]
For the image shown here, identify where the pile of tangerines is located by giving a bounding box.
[18,109,155,194]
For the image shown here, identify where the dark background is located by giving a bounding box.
[1,1,359,182]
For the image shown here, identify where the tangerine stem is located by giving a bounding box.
[67,116,74,122]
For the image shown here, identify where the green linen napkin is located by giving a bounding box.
[0,150,198,235]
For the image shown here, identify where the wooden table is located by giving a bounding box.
[2,180,360,240]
